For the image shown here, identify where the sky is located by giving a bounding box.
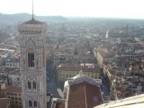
[0,0,144,19]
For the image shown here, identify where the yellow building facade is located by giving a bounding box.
[57,63,101,82]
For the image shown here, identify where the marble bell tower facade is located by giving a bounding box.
[18,18,47,108]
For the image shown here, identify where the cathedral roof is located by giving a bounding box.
[95,94,144,108]
[64,74,102,88]
[55,102,65,108]
[67,82,103,108]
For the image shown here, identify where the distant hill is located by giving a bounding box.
[0,13,68,24]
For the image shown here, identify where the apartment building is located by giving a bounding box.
[3,86,22,108]
[57,63,101,82]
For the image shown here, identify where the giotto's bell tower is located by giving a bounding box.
[18,17,47,108]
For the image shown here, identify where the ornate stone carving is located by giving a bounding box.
[18,19,47,108]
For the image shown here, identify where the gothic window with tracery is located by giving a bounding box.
[29,100,32,107]
[28,81,31,89]
[33,81,36,89]
[34,100,37,107]
[28,53,34,67]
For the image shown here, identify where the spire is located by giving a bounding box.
[105,30,109,38]
[32,0,34,20]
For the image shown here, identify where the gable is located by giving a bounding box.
[25,37,35,48]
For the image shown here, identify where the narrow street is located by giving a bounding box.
[100,70,111,100]
[46,61,59,98]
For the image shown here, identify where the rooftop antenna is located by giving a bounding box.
[32,0,34,20]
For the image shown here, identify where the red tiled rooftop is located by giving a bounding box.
[57,63,101,73]
[0,98,10,108]
[68,82,103,108]
[56,102,65,108]
[82,65,101,73]
[98,50,107,57]
[9,69,20,75]
[4,86,22,93]
[57,63,81,71]
[98,50,115,58]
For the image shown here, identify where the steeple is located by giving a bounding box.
[32,0,34,20]
[19,0,44,25]
[18,1,47,107]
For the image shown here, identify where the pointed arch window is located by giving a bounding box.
[28,53,34,67]
[33,81,36,89]
[29,100,32,107]
[28,81,31,89]
[34,100,37,107]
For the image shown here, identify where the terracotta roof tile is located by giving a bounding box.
[0,98,10,108]
[56,102,65,108]
[7,68,20,75]
[98,50,115,58]
[57,63,101,73]
[68,82,103,108]
[4,86,22,93]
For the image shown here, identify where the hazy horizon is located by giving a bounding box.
[1,0,144,19]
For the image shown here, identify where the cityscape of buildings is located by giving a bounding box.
[0,13,144,108]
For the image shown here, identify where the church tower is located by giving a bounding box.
[18,18,47,108]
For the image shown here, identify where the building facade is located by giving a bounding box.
[51,72,103,108]
[0,98,11,108]
[4,86,22,108]
[18,18,47,108]
[5,58,20,68]
[57,63,101,82]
